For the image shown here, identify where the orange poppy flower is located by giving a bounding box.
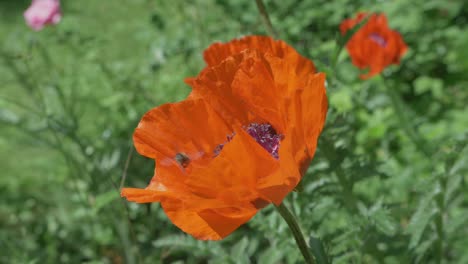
[340,13,408,79]
[121,36,328,240]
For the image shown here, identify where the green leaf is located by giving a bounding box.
[153,235,226,258]
[413,76,444,99]
[0,108,20,124]
[373,209,398,236]
[414,235,437,264]
[406,193,438,249]
[92,190,120,213]
[258,247,284,264]
[330,88,353,113]
[230,237,250,263]
[309,236,330,264]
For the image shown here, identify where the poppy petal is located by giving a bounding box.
[300,73,328,156]
[185,128,279,204]
[203,35,316,83]
[161,199,257,240]
[121,188,168,203]
[133,99,232,161]
[231,50,286,131]
[186,55,253,126]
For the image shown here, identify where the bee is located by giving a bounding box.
[175,152,190,168]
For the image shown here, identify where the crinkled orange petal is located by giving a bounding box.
[185,55,254,127]
[162,199,257,240]
[121,188,169,203]
[121,159,188,203]
[300,73,328,155]
[256,154,300,204]
[133,99,232,161]
[231,50,287,132]
[130,99,235,195]
[189,48,319,134]
[186,128,279,204]
[254,74,327,204]
[232,54,326,177]
[203,36,316,76]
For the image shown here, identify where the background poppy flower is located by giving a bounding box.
[24,0,62,31]
[340,13,408,79]
[122,36,328,240]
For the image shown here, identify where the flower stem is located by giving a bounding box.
[435,175,447,264]
[254,0,278,39]
[275,203,315,264]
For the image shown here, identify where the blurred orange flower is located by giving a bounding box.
[340,13,408,79]
[121,36,327,240]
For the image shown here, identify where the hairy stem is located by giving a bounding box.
[120,146,134,189]
[435,176,446,263]
[275,203,315,264]
[255,0,278,38]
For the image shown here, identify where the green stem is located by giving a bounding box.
[435,176,446,263]
[330,38,345,73]
[255,0,278,38]
[381,77,432,158]
[275,203,315,264]
[328,15,369,86]
[331,16,369,71]
[120,146,134,189]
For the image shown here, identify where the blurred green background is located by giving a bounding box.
[1,0,467,263]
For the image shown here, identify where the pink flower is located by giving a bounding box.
[24,0,62,31]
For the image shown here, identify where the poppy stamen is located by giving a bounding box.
[245,123,282,159]
[369,33,387,47]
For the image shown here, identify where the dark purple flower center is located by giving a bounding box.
[244,123,282,159]
[212,123,282,159]
[369,33,387,47]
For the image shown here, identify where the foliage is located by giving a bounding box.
[0,0,467,263]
